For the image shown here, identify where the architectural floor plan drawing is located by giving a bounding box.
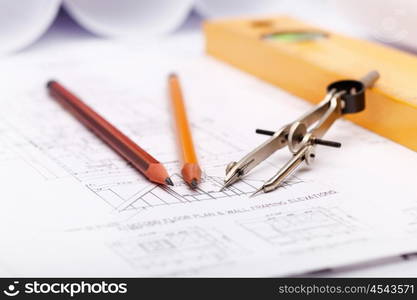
[0,73,305,216]
[117,174,259,211]
[0,103,305,214]
[109,226,246,275]
[115,174,303,212]
[0,39,417,277]
[237,207,368,253]
[0,86,255,211]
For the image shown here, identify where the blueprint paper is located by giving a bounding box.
[0,35,416,276]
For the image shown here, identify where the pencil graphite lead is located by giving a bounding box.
[165,177,174,186]
[190,178,198,189]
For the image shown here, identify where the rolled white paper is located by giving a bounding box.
[63,0,194,37]
[0,0,61,54]
[195,0,285,18]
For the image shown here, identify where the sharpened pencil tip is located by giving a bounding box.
[190,179,198,189]
[165,177,174,186]
[168,72,177,79]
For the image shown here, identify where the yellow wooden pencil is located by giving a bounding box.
[168,73,202,188]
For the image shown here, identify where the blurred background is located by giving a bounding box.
[1,0,417,55]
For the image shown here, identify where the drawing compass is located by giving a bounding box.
[222,71,380,196]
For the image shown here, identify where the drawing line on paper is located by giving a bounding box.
[404,206,417,232]
[111,173,304,211]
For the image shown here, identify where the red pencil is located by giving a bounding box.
[47,80,173,186]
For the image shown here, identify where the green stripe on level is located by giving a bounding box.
[263,31,327,42]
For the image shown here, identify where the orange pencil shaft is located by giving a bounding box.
[168,73,202,187]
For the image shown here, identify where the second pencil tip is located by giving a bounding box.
[190,179,198,189]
